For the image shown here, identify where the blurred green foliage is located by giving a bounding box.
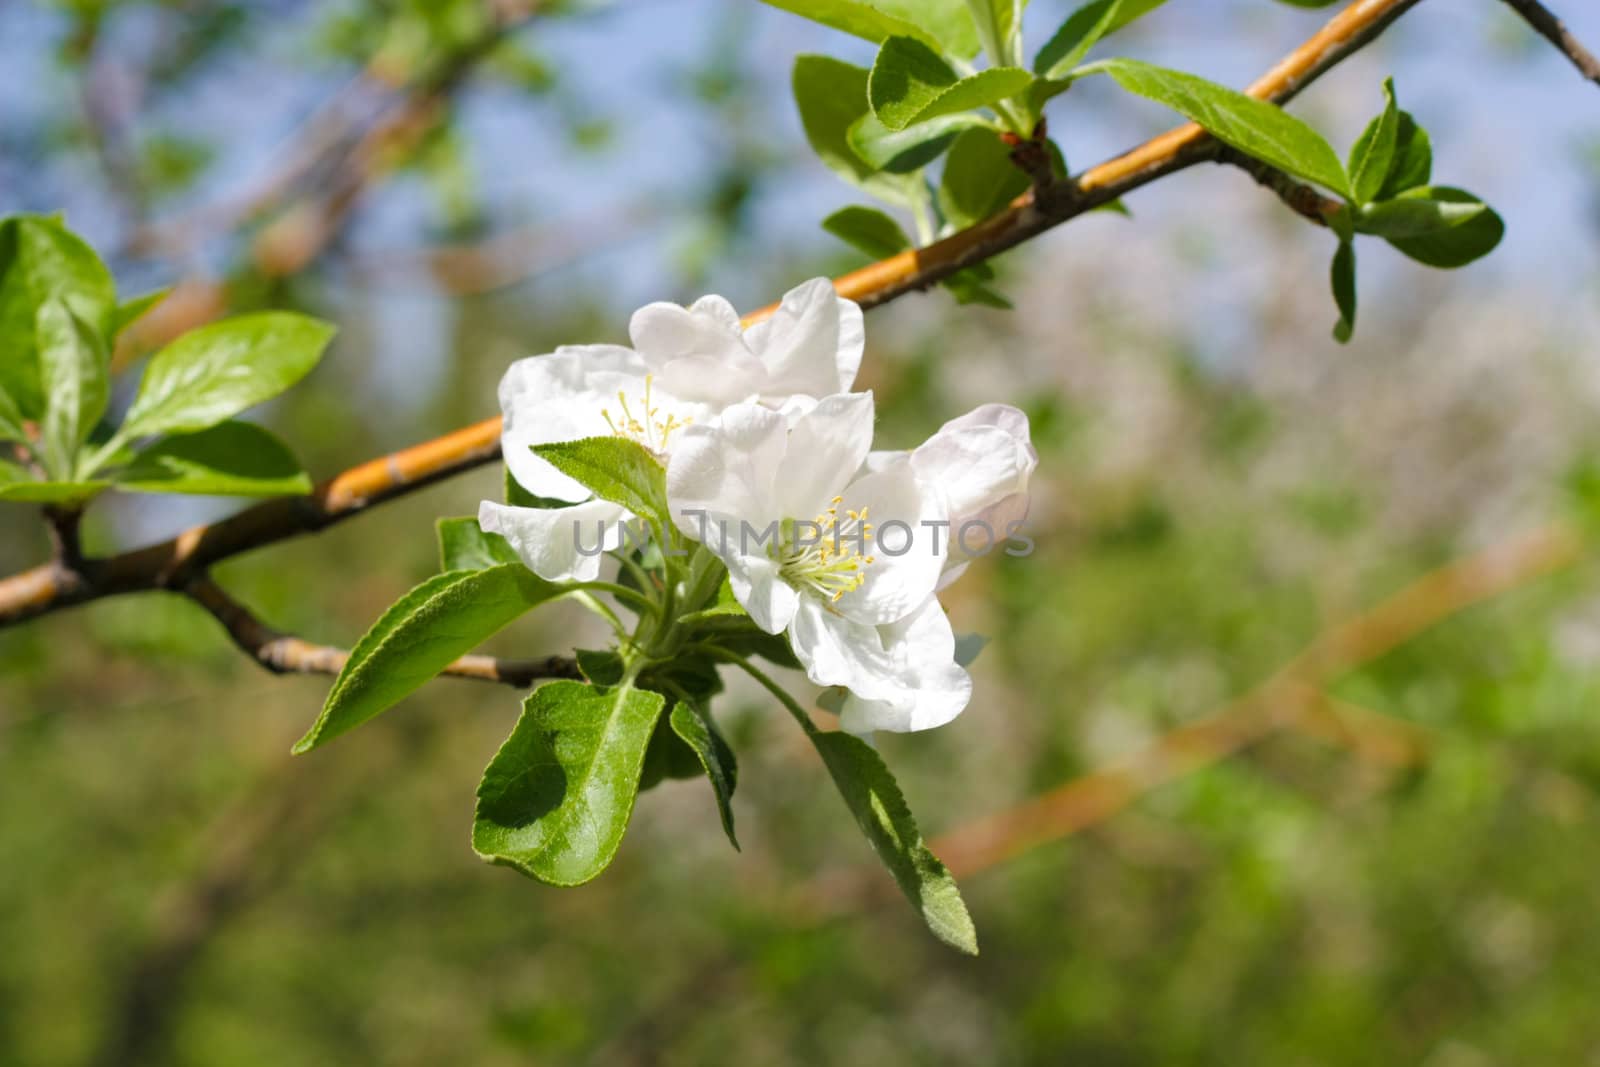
[4,0,1600,1064]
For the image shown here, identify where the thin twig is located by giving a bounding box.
[183,576,579,685]
[0,0,1430,636]
[1500,0,1600,86]
[1216,146,1344,225]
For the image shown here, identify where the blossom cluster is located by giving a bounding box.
[481,279,1036,735]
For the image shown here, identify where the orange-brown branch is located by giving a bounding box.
[0,0,1445,632]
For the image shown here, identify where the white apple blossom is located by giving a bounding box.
[667,393,953,715]
[830,596,973,734]
[480,279,863,581]
[871,403,1038,588]
[833,403,1036,734]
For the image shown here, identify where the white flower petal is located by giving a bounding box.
[666,402,789,536]
[860,448,908,477]
[787,596,901,702]
[678,507,800,634]
[772,392,875,520]
[687,294,744,331]
[935,402,1033,443]
[629,296,766,405]
[910,403,1037,578]
[838,598,972,734]
[725,551,800,634]
[744,278,864,400]
[479,498,628,582]
[832,457,947,626]
[499,344,651,501]
[910,406,1036,527]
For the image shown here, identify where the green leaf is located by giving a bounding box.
[120,312,335,440]
[1034,0,1170,79]
[1021,75,1075,119]
[437,516,521,571]
[1331,239,1357,344]
[111,289,170,339]
[638,708,704,791]
[473,679,666,886]
[1354,193,1490,239]
[1080,58,1351,197]
[1347,78,1399,205]
[939,126,1030,229]
[849,110,985,172]
[293,564,565,752]
[529,436,668,525]
[0,382,24,444]
[954,633,989,666]
[505,465,571,509]
[871,0,982,58]
[36,298,109,480]
[0,215,116,419]
[1378,112,1432,200]
[811,730,978,954]
[670,701,740,850]
[718,629,805,671]
[758,0,943,52]
[945,269,1013,308]
[1384,187,1504,268]
[822,205,913,259]
[0,476,109,503]
[870,36,1034,131]
[576,647,627,687]
[968,0,1026,66]
[792,55,921,202]
[113,421,312,497]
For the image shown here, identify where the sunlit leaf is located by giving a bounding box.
[0,215,115,419]
[473,679,666,886]
[293,564,565,752]
[1079,58,1352,197]
[114,421,312,497]
[120,312,335,439]
[869,36,1033,131]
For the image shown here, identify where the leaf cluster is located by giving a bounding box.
[0,214,334,505]
[774,1,1503,338]
[294,436,980,954]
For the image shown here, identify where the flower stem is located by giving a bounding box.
[569,590,626,637]
[698,643,818,737]
[612,548,657,596]
[576,580,657,617]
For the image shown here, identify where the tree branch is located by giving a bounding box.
[113,3,547,373]
[1215,146,1344,225]
[1500,0,1600,86]
[183,575,579,685]
[799,0,1426,315]
[0,0,1430,636]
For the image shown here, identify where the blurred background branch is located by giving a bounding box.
[1502,0,1600,84]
